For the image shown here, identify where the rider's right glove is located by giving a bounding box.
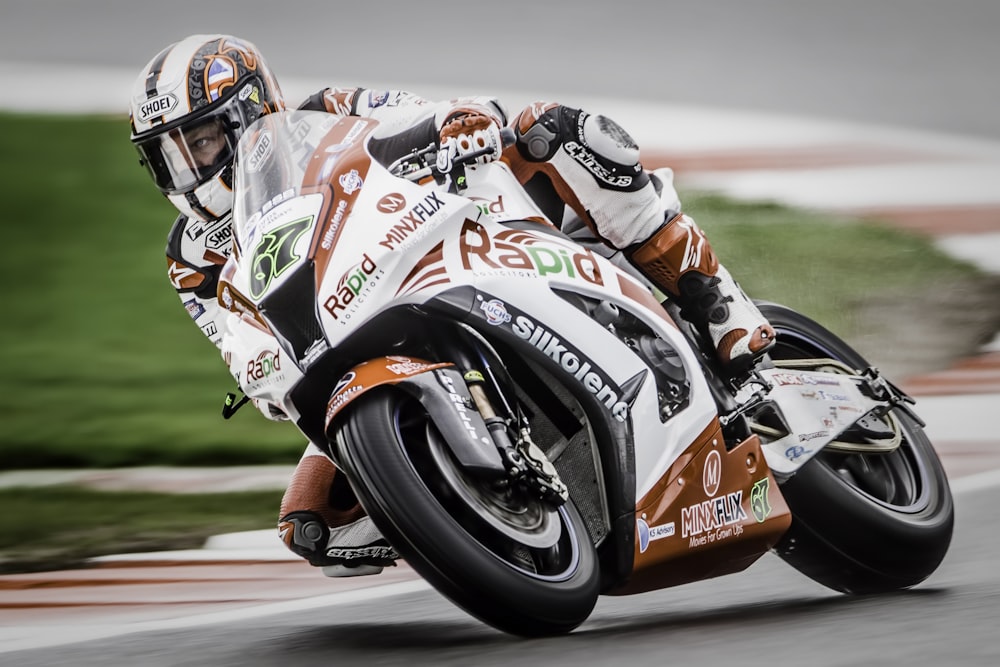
[438,105,504,167]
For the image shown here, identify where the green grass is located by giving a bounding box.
[0,112,982,470]
[0,487,283,573]
[0,112,299,468]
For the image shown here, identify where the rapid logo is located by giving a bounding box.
[323,253,379,319]
[246,349,282,383]
[459,218,604,285]
[249,216,312,299]
[512,314,628,421]
[379,192,446,250]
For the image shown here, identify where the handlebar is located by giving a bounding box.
[388,127,518,185]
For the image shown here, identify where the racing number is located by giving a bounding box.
[250,216,313,299]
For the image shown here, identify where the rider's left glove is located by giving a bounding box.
[438,105,504,166]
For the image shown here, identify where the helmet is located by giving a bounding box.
[129,34,285,222]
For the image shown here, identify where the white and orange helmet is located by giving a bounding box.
[129,34,285,222]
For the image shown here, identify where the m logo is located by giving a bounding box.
[703,449,721,497]
[377,193,406,214]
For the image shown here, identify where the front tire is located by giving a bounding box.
[759,303,954,593]
[333,387,600,636]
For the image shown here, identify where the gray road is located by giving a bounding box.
[8,481,997,666]
[3,0,999,139]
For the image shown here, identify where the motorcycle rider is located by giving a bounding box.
[130,34,775,577]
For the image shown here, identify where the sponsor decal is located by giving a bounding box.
[750,478,773,523]
[771,372,842,387]
[247,130,273,173]
[137,93,177,122]
[480,298,511,326]
[201,321,218,338]
[377,193,407,214]
[784,444,809,461]
[368,90,390,108]
[246,348,283,384]
[385,356,434,375]
[167,261,201,290]
[637,513,676,554]
[323,253,383,321]
[249,216,313,299]
[321,200,349,250]
[703,449,721,497]
[511,314,629,421]
[183,298,206,320]
[798,430,829,442]
[205,221,233,251]
[459,218,603,285]
[379,192,446,250]
[469,194,506,217]
[681,491,747,548]
[339,168,363,195]
[564,141,633,187]
[437,370,487,444]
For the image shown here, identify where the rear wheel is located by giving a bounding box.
[759,303,954,593]
[333,388,600,636]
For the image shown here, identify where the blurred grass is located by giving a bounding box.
[0,487,283,573]
[0,112,982,470]
[0,112,299,469]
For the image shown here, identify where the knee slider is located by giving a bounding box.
[580,113,640,169]
[278,510,330,564]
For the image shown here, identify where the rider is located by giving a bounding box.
[129,34,775,577]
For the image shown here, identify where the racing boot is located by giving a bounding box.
[278,447,398,578]
[628,213,776,373]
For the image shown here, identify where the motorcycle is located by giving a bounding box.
[217,110,953,636]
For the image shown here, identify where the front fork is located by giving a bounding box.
[444,328,569,505]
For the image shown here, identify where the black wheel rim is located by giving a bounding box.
[770,327,933,513]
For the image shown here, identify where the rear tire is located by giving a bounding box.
[759,303,954,593]
[333,388,600,636]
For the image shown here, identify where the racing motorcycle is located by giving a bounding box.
[218,110,953,637]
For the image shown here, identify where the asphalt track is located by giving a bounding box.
[2,1,999,664]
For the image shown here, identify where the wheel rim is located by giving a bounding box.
[392,398,583,582]
[769,327,934,513]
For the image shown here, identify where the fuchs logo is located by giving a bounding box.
[339,169,363,195]
[750,478,773,523]
[377,193,406,214]
[703,449,722,497]
[138,93,177,122]
[680,491,747,538]
[379,192,446,250]
[564,142,633,187]
[246,349,282,382]
[511,314,628,421]
[323,253,378,319]
[479,298,511,326]
[459,218,604,285]
[247,130,273,172]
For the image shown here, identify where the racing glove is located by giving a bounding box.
[438,105,504,166]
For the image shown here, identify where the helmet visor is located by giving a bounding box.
[135,115,237,193]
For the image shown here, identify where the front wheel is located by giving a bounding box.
[332,388,600,636]
[759,303,954,594]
